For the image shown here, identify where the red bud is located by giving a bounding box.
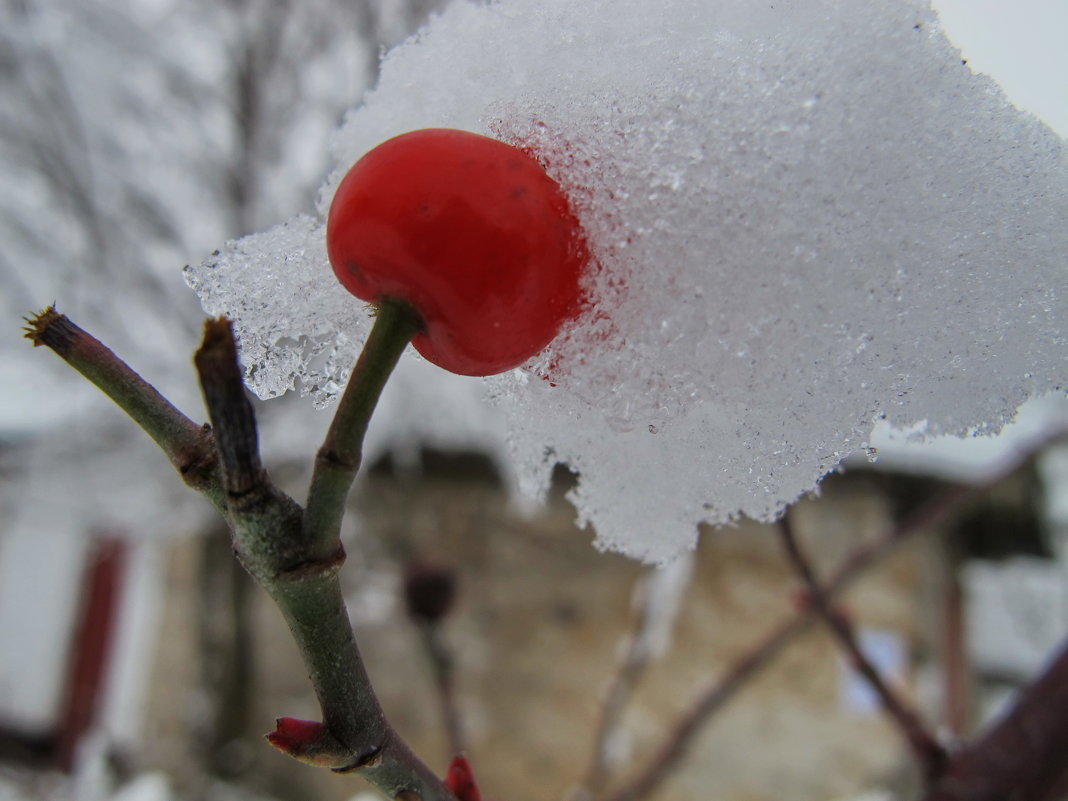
[266,717,349,769]
[444,754,483,801]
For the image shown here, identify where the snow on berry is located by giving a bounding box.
[186,0,1068,562]
[327,128,588,377]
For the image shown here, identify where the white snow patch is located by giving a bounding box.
[110,774,173,801]
[186,0,1068,562]
[965,558,1068,681]
[867,393,1068,482]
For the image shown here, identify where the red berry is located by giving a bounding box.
[326,128,588,376]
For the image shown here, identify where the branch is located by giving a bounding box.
[28,308,455,800]
[193,318,455,800]
[573,567,668,801]
[776,514,946,781]
[193,318,308,579]
[598,609,804,801]
[921,636,1068,801]
[23,306,225,513]
[417,623,464,759]
[599,431,1062,801]
[405,558,465,759]
[303,298,423,560]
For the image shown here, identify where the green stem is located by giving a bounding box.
[268,575,453,795]
[194,316,454,800]
[303,298,424,559]
[29,306,455,800]
[23,306,226,513]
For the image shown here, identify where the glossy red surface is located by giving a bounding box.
[327,129,587,376]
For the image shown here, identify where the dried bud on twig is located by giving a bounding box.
[404,558,458,624]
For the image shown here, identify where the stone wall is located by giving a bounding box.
[142,459,933,801]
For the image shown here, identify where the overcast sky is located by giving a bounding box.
[933,0,1067,137]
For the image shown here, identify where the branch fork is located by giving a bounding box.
[26,303,455,801]
[28,303,1068,801]
[777,513,947,782]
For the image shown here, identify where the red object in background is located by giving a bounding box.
[54,537,127,771]
[445,754,483,801]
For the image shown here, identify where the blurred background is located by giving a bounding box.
[2,1,1067,800]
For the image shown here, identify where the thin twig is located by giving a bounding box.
[303,298,424,560]
[599,431,1063,801]
[193,318,307,580]
[776,513,947,781]
[194,318,270,504]
[23,306,225,512]
[418,622,465,758]
[404,558,465,759]
[599,611,805,801]
[573,568,664,801]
